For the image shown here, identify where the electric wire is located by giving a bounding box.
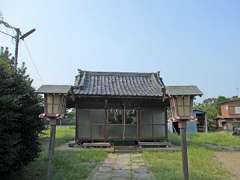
[0,29,15,38]
[22,41,44,83]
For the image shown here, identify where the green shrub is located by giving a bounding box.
[0,50,44,177]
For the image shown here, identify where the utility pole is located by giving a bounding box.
[0,19,35,68]
[14,28,20,68]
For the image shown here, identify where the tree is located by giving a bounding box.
[0,48,44,177]
[194,96,228,129]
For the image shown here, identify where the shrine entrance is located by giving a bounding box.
[107,108,138,141]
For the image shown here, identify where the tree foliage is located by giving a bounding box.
[0,48,44,177]
[60,109,76,125]
[194,96,228,129]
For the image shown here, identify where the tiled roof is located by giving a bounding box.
[166,86,203,96]
[73,70,164,97]
[219,98,240,105]
[36,85,71,94]
[36,72,203,98]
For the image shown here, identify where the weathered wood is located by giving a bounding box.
[205,113,208,133]
[47,118,57,180]
[180,121,189,180]
[76,97,167,109]
[138,141,169,147]
[165,107,168,139]
[75,107,79,142]
[76,99,167,142]
[82,142,111,148]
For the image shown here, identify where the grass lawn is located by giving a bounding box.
[168,131,240,147]
[143,132,240,180]
[188,131,240,147]
[14,126,108,180]
[11,126,240,180]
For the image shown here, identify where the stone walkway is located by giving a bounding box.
[88,153,153,180]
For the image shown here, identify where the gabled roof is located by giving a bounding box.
[73,70,165,97]
[219,98,240,105]
[36,85,71,94]
[166,85,203,96]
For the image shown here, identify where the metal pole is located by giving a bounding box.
[14,28,20,68]
[47,118,57,180]
[179,121,189,180]
[0,20,35,68]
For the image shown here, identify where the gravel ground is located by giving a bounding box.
[215,151,240,180]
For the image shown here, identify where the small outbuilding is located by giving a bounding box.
[193,109,208,132]
[170,110,207,134]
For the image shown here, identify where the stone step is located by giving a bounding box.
[138,141,170,148]
[82,142,111,148]
[113,146,139,153]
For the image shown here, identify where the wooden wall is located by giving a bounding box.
[75,97,167,142]
[220,101,240,119]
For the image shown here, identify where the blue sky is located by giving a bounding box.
[1,0,240,100]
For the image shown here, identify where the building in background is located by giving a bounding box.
[193,110,208,133]
[217,97,240,130]
[170,109,207,134]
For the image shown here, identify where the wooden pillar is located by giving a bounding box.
[104,99,108,141]
[105,110,109,141]
[75,102,79,144]
[205,113,208,133]
[165,107,168,140]
[122,105,126,140]
[137,109,139,141]
[47,118,57,180]
[179,121,189,180]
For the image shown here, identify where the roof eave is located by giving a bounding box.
[74,94,163,99]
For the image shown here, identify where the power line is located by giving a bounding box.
[0,20,35,68]
[22,41,44,83]
[0,29,15,38]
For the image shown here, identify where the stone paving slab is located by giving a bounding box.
[88,153,153,180]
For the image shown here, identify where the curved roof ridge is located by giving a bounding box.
[77,69,159,76]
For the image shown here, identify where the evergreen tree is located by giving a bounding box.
[0,48,44,177]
